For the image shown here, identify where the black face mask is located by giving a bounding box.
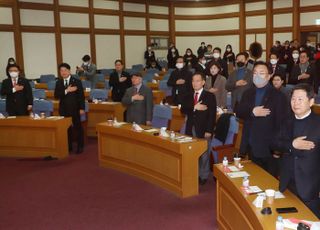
[237,62,245,68]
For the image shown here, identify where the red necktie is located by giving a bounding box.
[194,92,199,105]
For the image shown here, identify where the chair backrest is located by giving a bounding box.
[81,80,92,89]
[89,89,108,100]
[105,80,110,89]
[40,74,55,83]
[0,99,8,116]
[151,105,172,128]
[167,68,175,74]
[33,99,53,117]
[132,64,144,72]
[33,89,46,99]
[100,69,113,76]
[146,68,159,75]
[96,73,105,82]
[159,80,172,97]
[162,73,171,81]
[47,80,56,90]
[143,73,155,82]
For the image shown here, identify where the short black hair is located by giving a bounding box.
[269,52,279,59]
[176,56,184,61]
[198,54,205,59]
[192,72,205,81]
[115,59,123,65]
[236,52,248,59]
[82,55,91,62]
[207,44,212,48]
[207,61,222,71]
[300,50,309,58]
[292,83,314,99]
[58,63,71,70]
[213,47,221,53]
[201,42,205,45]
[253,61,271,74]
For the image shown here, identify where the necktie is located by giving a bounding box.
[194,92,199,105]
[65,80,68,88]
[134,87,138,94]
[13,79,17,86]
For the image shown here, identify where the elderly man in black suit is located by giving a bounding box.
[181,72,217,185]
[272,83,320,218]
[235,61,288,176]
[55,63,85,154]
[1,64,33,116]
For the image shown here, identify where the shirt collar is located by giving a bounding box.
[295,109,312,120]
[65,75,71,82]
[194,87,204,96]
[135,83,142,92]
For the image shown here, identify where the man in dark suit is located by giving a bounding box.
[1,64,33,116]
[167,56,193,105]
[193,54,207,75]
[235,61,288,175]
[272,83,320,218]
[55,63,85,154]
[109,59,131,102]
[268,52,286,85]
[181,72,217,185]
[122,73,153,125]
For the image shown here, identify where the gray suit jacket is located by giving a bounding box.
[122,84,153,125]
[204,74,227,108]
[77,63,97,79]
[225,68,253,109]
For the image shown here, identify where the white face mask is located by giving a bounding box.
[292,53,299,59]
[213,53,220,59]
[201,60,206,65]
[187,52,191,56]
[9,71,19,78]
[227,48,231,52]
[83,62,89,66]
[171,49,175,53]
[176,63,184,69]
[270,59,277,65]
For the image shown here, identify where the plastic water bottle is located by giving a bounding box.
[170,131,175,140]
[113,117,117,123]
[132,122,136,131]
[275,216,284,230]
[242,176,249,189]
[222,156,228,172]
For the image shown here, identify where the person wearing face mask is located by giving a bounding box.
[287,49,300,77]
[270,40,282,57]
[204,62,227,108]
[226,52,253,109]
[167,44,179,69]
[204,44,213,63]
[1,64,33,116]
[6,57,17,77]
[76,54,97,89]
[194,55,207,75]
[235,62,289,176]
[207,47,228,78]
[197,42,207,56]
[183,48,197,68]
[314,43,320,60]
[268,53,286,85]
[167,57,193,105]
[290,51,317,93]
[223,44,235,67]
[144,45,156,67]
[279,40,291,67]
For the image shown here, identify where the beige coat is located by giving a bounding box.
[204,74,227,108]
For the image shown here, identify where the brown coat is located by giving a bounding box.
[204,74,227,108]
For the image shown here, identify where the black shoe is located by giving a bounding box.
[76,147,83,154]
[199,178,207,185]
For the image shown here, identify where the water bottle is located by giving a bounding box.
[242,176,249,189]
[113,117,117,123]
[275,216,284,230]
[132,122,136,131]
[222,156,228,172]
[170,131,175,140]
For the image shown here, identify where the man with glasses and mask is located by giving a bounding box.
[226,52,253,109]
[235,61,288,176]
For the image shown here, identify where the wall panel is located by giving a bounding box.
[245,1,266,11]
[273,13,292,27]
[20,9,54,27]
[19,0,53,3]
[149,5,168,15]
[0,32,15,80]
[95,35,121,69]
[94,15,119,29]
[273,33,292,43]
[94,0,119,10]
[174,4,239,15]
[124,17,146,30]
[150,19,169,32]
[0,7,13,25]
[61,34,90,73]
[273,0,292,9]
[300,0,319,7]
[22,33,57,79]
[124,35,146,68]
[59,0,88,7]
[175,18,239,32]
[60,12,89,28]
[300,12,320,26]
[123,2,145,13]
[246,15,266,29]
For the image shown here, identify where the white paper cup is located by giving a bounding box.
[265,189,275,204]
[233,157,241,167]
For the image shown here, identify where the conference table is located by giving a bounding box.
[97,123,207,198]
[168,106,185,132]
[214,162,318,230]
[0,116,71,159]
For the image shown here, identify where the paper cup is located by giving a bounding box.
[265,189,275,204]
[234,157,241,167]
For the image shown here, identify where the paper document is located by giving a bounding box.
[227,171,250,178]
[144,128,158,133]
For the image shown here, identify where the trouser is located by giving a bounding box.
[288,179,320,218]
[67,113,84,150]
[87,75,97,89]
[192,127,211,180]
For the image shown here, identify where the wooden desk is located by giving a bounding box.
[45,90,90,100]
[0,116,71,159]
[147,82,159,90]
[35,83,48,89]
[152,90,165,104]
[312,104,320,115]
[169,107,185,132]
[214,162,318,230]
[97,123,207,198]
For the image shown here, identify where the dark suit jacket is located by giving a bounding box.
[235,84,288,158]
[109,71,131,102]
[144,50,156,66]
[289,63,314,85]
[272,112,320,201]
[54,76,85,117]
[1,77,33,116]
[268,64,286,83]
[181,90,217,138]
[193,63,206,75]
[167,67,193,105]
[121,84,153,125]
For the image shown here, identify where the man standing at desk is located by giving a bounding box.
[181,72,217,185]
[76,55,97,89]
[273,83,320,218]
[1,64,33,116]
[122,73,153,125]
[55,63,85,154]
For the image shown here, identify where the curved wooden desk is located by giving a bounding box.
[0,116,71,159]
[97,123,207,198]
[214,162,318,230]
